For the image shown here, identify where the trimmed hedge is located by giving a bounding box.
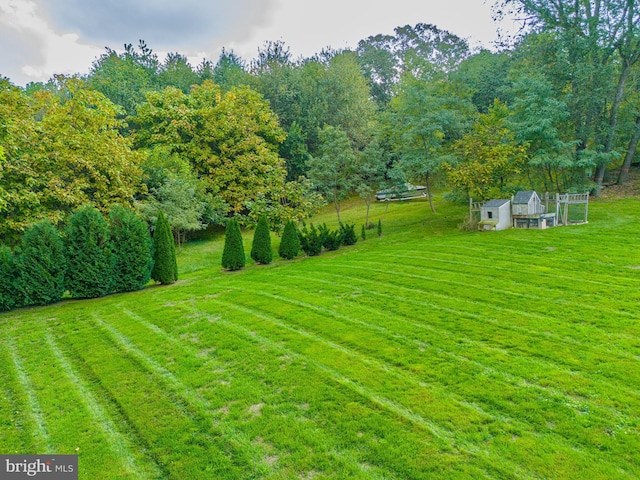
[222,218,245,271]
[250,215,272,265]
[152,211,178,284]
[110,206,154,292]
[16,221,66,307]
[65,206,114,299]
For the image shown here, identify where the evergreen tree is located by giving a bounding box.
[109,206,154,292]
[278,220,300,260]
[361,224,366,241]
[16,222,66,306]
[0,245,18,311]
[377,219,383,237]
[221,218,245,271]
[250,215,273,265]
[65,206,114,298]
[299,223,323,256]
[151,211,178,284]
[340,223,358,246]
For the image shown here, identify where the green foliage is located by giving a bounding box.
[132,81,288,220]
[0,245,17,311]
[361,224,366,241]
[299,223,323,256]
[16,221,66,307]
[278,220,300,260]
[151,212,178,284]
[443,101,527,201]
[318,224,344,251]
[137,148,209,246]
[340,223,358,246]
[109,206,153,293]
[307,125,357,222]
[250,215,273,265]
[0,78,143,241]
[65,206,114,299]
[221,218,245,271]
[377,219,383,237]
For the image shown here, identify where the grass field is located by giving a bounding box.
[1,195,640,479]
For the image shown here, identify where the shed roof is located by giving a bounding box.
[482,199,510,208]
[513,190,538,204]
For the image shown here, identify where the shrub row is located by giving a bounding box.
[0,206,176,313]
[299,222,358,257]
[221,218,361,271]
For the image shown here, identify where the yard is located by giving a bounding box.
[1,196,639,479]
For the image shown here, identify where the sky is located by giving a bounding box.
[0,0,520,86]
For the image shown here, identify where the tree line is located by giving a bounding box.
[1,0,639,243]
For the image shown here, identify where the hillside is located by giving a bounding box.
[1,196,639,479]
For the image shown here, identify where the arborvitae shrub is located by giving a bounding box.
[340,223,357,246]
[361,225,366,241]
[377,219,382,237]
[109,206,154,292]
[299,223,323,256]
[65,206,114,298]
[17,221,66,307]
[151,211,178,284]
[222,218,245,271]
[319,224,343,251]
[279,220,300,260]
[0,245,18,311]
[250,215,272,265]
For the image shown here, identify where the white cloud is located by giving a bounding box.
[0,0,102,85]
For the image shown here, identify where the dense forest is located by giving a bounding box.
[1,0,639,243]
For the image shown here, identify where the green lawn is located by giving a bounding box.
[1,196,640,479]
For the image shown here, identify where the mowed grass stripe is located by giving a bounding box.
[201,295,620,479]
[240,273,640,409]
[317,262,640,366]
[44,331,160,480]
[189,300,519,480]
[3,335,52,453]
[0,341,38,454]
[338,259,639,330]
[95,304,400,479]
[57,311,246,479]
[4,321,150,478]
[225,276,639,465]
[116,300,437,478]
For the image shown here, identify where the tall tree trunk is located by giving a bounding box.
[594,60,632,186]
[425,173,436,214]
[617,115,640,185]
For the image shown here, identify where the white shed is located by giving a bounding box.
[512,191,543,216]
[479,199,511,231]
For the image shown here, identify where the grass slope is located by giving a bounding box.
[1,196,640,479]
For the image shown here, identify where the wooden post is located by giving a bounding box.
[584,192,589,223]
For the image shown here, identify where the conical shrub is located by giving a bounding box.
[17,221,66,306]
[222,218,245,271]
[251,215,273,265]
[109,206,154,292]
[65,206,114,298]
[151,211,178,284]
[278,220,300,260]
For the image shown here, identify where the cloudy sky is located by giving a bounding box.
[0,0,519,86]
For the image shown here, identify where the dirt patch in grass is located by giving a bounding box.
[599,168,640,199]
